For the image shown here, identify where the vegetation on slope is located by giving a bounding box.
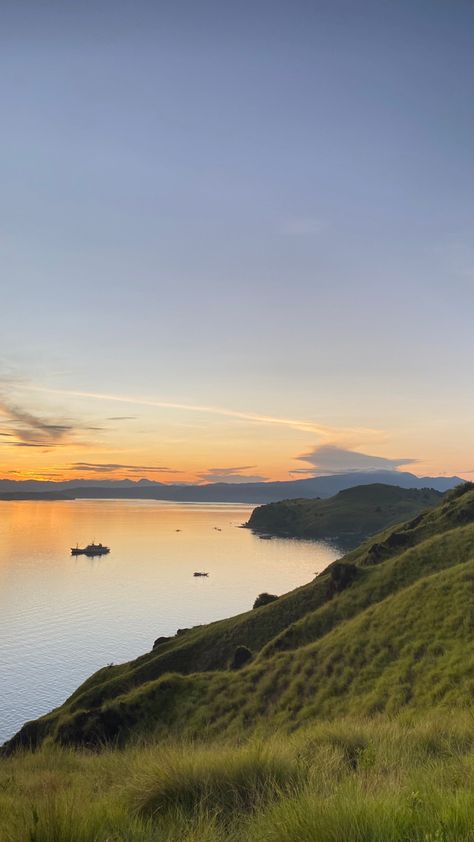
[5,483,474,754]
[3,483,474,840]
[246,483,442,541]
[4,716,474,841]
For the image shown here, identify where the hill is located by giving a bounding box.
[245,483,442,543]
[0,469,463,503]
[3,483,474,841]
[5,481,474,754]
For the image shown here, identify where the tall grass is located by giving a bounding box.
[130,740,302,818]
[3,715,474,841]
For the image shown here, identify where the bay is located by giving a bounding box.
[0,499,341,743]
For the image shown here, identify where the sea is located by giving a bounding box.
[0,498,342,743]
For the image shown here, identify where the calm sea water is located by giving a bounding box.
[0,499,341,743]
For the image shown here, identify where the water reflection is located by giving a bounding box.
[0,499,341,742]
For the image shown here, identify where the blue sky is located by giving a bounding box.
[1,1,473,481]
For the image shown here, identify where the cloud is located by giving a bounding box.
[0,397,75,446]
[107,416,137,421]
[0,441,48,448]
[5,469,63,478]
[69,462,178,474]
[295,444,418,475]
[28,385,381,441]
[288,468,320,475]
[198,466,268,484]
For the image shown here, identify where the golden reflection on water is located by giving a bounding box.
[0,499,341,743]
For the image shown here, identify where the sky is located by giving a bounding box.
[1,0,473,484]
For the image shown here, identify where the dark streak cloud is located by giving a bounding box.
[12,442,48,448]
[0,397,75,445]
[69,462,178,474]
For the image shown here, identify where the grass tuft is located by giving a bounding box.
[130,739,302,818]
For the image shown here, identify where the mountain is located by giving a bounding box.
[245,484,443,543]
[5,481,474,754]
[0,470,463,503]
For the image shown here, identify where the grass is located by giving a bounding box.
[130,740,302,817]
[4,716,474,840]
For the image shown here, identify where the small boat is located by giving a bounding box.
[193,571,209,577]
[71,543,110,557]
[258,534,273,540]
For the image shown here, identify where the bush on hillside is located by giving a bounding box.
[325,562,358,598]
[253,593,279,609]
[230,645,253,669]
[444,482,474,502]
[153,635,171,649]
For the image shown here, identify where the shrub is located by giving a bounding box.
[325,563,358,598]
[253,593,279,609]
[230,646,253,670]
[444,482,474,501]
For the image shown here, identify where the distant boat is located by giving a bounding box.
[193,571,209,577]
[71,543,110,557]
[259,534,273,540]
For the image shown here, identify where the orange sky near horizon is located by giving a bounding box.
[0,385,470,484]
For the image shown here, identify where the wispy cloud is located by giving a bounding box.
[0,397,75,446]
[27,386,380,441]
[69,462,178,474]
[10,442,53,448]
[295,444,418,475]
[197,465,268,483]
[107,416,137,421]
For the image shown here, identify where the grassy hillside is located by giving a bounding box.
[3,483,474,840]
[4,715,474,841]
[5,482,474,754]
[245,483,442,542]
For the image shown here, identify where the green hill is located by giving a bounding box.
[245,483,442,543]
[3,483,474,841]
[5,482,474,754]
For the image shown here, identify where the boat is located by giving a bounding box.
[193,571,209,577]
[258,534,273,540]
[71,543,110,557]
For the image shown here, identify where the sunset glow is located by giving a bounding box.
[0,381,470,483]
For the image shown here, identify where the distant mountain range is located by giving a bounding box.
[0,470,464,503]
